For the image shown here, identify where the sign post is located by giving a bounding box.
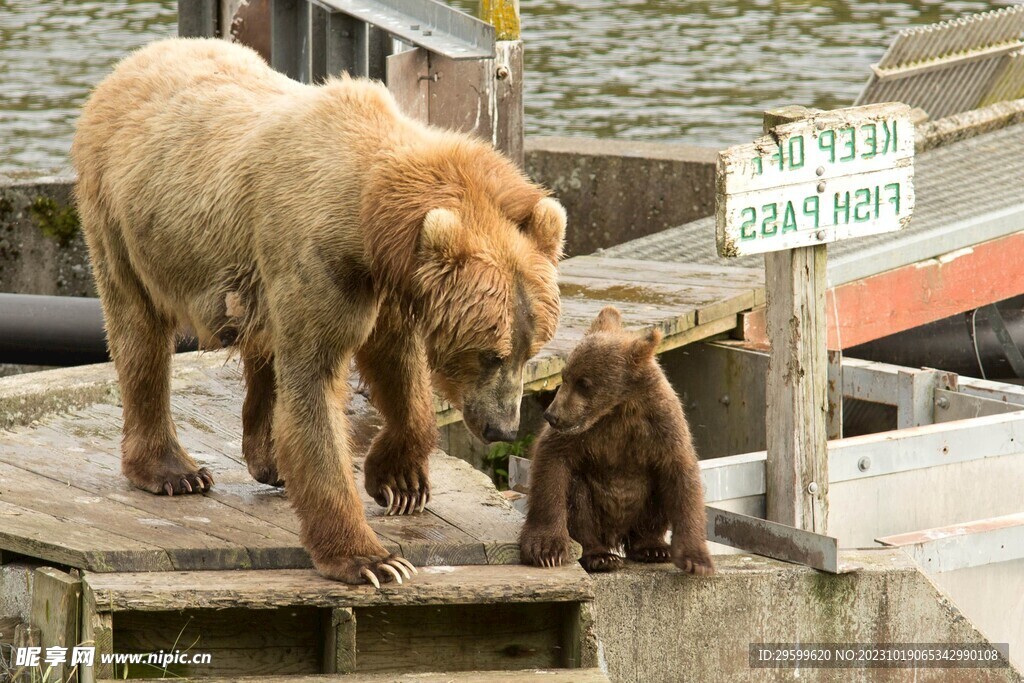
[716,103,915,533]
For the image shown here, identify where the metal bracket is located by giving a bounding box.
[312,0,495,59]
[706,506,848,574]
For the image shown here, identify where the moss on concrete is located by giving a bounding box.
[29,195,80,247]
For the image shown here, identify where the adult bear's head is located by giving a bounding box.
[363,135,565,443]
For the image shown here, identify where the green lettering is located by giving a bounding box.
[752,156,763,175]
[761,203,778,236]
[833,192,851,225]
[803,196,820,228]
[788,135,805,170]
[782,201,798,233]
[740,207,757,240]
[862,123,877,159]
[840,127,856,162]
[818,130,836,163]
[874,185,881,218]
[882,120,897,154]
[885,182,901,213]
[854,188,872,222]
[771,144,784,171]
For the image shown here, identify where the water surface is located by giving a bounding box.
[0,0,1010,175]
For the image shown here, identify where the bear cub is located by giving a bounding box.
[520,306,713,575]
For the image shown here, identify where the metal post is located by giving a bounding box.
[179,0,218,37]
[764,106,830,534]
[271,0,310,82]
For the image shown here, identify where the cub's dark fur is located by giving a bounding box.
[520,306,713,575]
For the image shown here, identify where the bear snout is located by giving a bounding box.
[483,423,517,444]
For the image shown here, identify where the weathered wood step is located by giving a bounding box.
[118,668,612,682]
[78,565,597,680]
[83,564,592,612]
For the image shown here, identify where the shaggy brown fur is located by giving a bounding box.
[520,307,713,576]
[72,38,565,586]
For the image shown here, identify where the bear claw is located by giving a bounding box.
[381,484,430,516]
[158,468,214,496]
[580,552,624,573]
[628,544,672,563]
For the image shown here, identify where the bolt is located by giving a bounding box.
[937,396,950,409]
[807,481,819,494]
[817,181,825,193]
[815,166,825,176]
[816,230,826,241]
[858,456,871,472]
[719,395,731,407]
[496,65,510,80]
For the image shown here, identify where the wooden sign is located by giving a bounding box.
[716,102,915,257]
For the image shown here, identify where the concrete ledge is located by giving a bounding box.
[0,175,93,298]
[592,548,1021,682]
[524,137,717,257]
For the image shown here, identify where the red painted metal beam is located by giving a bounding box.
[739,230,1024,350]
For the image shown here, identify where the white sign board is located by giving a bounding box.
[716,102,915,257]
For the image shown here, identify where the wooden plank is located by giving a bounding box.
[355,603,569,673]
[0,498,171,572]
[112,607,321,678]
[322,608,356,674]
[101,668,612,683]
[82,564,592,613]
[561,256,765,291]
[81,585,114,683]
[494,40,524,166]
[31,567,82,683]
[765,242,829,534]
[0,457,254,571]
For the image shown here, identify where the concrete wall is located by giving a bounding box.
[525,137,717,257]
[592,549,1022,683]
[0,176,93,298]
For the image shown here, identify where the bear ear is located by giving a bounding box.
[588,306,623,335]
[421,208,467,260]
[522,197,566,262]
[630,328,662,362]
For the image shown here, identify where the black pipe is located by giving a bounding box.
[847,296,1024,381]
[0,294,196,366]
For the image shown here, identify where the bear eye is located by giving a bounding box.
[479,351,502,369]
[576,377,593,394]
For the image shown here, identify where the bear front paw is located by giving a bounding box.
[520,529,572,568]
[315,553,418,587]
[580,552,624,573]
[673,547,715,576]
[364,450,431,516]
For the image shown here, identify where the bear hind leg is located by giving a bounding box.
[242,351,282,486]
[569,485,624,573]
[625,500,671,564]
[91,236,212,495]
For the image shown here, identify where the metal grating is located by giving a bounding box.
[856,5,1024,119]
[602,123,1024,286]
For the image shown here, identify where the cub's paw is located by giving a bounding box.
[365,454,430,516]
[316,554,418,588]
[246,459,284,488]
[520,529,572,568]
[673,549,715,576]
[580,552,624,573]
[627,543,672,564]
[123,443,215,496]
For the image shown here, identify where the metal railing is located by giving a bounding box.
[178,0,523,163]
[856,5,1024,119]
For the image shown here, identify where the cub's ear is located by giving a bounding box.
[588,306,623,334]
[421,208,467,260]
[630,328,662,362]
[523,197,566,262]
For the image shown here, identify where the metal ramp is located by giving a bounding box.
[855,4,1024,119]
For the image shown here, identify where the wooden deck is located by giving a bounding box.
[0,254,763,574]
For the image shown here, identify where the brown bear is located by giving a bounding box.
[71,38,565,586]
[519,307,713,575]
